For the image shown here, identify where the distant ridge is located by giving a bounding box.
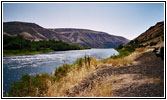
[3,21,129,48]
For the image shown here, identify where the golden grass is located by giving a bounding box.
[46,58,99,97]
[103,48,147,66]
[46,48,147,97]
[103,51,140,66]
[135,48,146,53]
[76,77,113,97]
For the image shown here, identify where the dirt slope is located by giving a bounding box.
[129,21,164,47]
[66,51,164,97]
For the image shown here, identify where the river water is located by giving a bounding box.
[3,48,118,94]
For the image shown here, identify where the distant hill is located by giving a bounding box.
[50,28,129,48]
[3,21,66,41]
[3,21,129,48]
[126,21,164,48]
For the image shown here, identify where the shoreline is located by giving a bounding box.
[3,48,91,56]
[3,50,54,56]
[4,48,116,96]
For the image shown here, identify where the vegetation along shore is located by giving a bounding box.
[3,35,90,56]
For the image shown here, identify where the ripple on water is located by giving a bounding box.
[3,48,119,94]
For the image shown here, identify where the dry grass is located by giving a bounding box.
[46,48,147,97]
[46,58,99,97]
[136,48,146,53]
[104,51,140,66]
[103,48,147,66]
[76,77,113,97]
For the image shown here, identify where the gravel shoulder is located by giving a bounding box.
[66,51,164,97]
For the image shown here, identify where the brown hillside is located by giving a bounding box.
[3,21,129,48]
[135,21,164,47]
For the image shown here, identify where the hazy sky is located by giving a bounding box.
[3,3,164,40]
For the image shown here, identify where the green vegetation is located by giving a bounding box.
[3,49,54,56]
[8,56,93,97]
[7,41,144,97]
[111,49,131,59]
[54,56,92,81]
[127,39,141,49]
[54,64,72,80]
[111,43,136,59]
[8,74,54,97]
[5,35,92,97]
[3,35,90,56]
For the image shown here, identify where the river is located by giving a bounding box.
[3,48,118,94]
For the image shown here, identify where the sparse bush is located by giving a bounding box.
[54,64,72,80]
[8,74,53,97]
[111,50,130,59]
[73,58,85,67]
[112,46,134,59]
[54,56,97,81]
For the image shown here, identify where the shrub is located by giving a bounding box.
[73,58,85,67]
[114,44,136,59]
[54,64,72,80]
[8,74,53,97]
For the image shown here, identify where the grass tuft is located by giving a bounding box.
[76,78,113,97]
[46,57,99,97]
[102,48,146,66]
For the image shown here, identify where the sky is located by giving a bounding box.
[3,3,164,40]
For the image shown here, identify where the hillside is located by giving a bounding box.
[3,21,129,48]
[3,21,67,41]
[50,28,129,48]
[126,21,164,48]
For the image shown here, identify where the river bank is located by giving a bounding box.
[3,49,54,56]
[3,47,91,56]
[3,35,90,56]
[4,48,118,96]
[65,51,164,97]
[5,48,164,97]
